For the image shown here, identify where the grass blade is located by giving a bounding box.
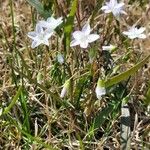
[3,86,22,115]
[105,55,150,87]
[64,0,78,47]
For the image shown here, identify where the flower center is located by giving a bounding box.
[39,33,45,40]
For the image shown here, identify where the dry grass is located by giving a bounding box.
[0,0,150,149]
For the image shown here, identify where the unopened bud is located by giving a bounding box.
[95,78,106,100]
[60,79,70,98]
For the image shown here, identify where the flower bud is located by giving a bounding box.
[95,78,106,100]
[102,44,116,53]
[60,79,70,98]
[57,53,64,64]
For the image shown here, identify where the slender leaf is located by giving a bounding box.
[26,0,51,18]
[3,86,22,115]
[88,102,117,138]
[105,55,150,87]
[64,0,78,47]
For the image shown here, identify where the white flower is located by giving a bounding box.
[102,44,116,51]
[101,0,126,17]
[70,23,100,48]
[60,80,70,98]
[28,24,53,48]
[123,26,146,39]
[95,78,106,100]
[38,16,63,31]
[57,53,64,64]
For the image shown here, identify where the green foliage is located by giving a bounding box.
[105,55,150,87]
[26,0,51,18]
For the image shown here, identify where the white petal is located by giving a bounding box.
[82,23,91,35]
[60,87,67,98]
[128,35,136,39]
[121,10,127,15]
[43,39,49,46]
[31,40,40,48]
[122,31,130,36]
[138,34,146,39]
[70,39,80,47]
[27,32,37,39]
[72,31,83,40]
[104,9,112,13]
[87,34,100,43]
[101,5,109,10]
[80,41,88,48]
[57,54,64,64]
[137,27,146,34]
[110,0,117,6]
[116,2,125,8]
[45,32,53,39]
[47,17,63,29]
[47,17,55,22]
[38,21,48,28]
[56,17,63,26]
[95,86,106,100]
[35,24,43,33]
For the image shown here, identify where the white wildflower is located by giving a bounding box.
[123,26,146,39]
[27,24,53,48]
[101,0,126,17]
[70,23,100,49]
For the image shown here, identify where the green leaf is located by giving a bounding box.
[64,0,78,47]
[26,0,51,18]
[105,55,150,87]
[144,86,150,105]
[88,102,117,138]
[3,86,22,115]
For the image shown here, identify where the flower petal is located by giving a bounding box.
[87,34,100,43]
[80,41,88,48]
[122,31,130,36]
[72,31,83,40]
[128,35,136,39]
[116,2,125,8]
[70,39,80,47]
[138,34,146,39]
[38,21,48,28]
[82,23,91,35]
[27,32,37,39]
[101,5,109,10]
[31,40,40,48]
[45,32,53,39]
[35,24,43,33]
[43,39,49,46]
[47,17,55,22]
[137,27,146,34]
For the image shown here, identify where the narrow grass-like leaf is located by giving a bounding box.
[144,86,150,105]
[88,102,117,138]
[64,0,78,47]
[26,0,51,18]
[105,55,150,87]
[6,115,56,149]
[3,86,22,115]
[20,89,31,133]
